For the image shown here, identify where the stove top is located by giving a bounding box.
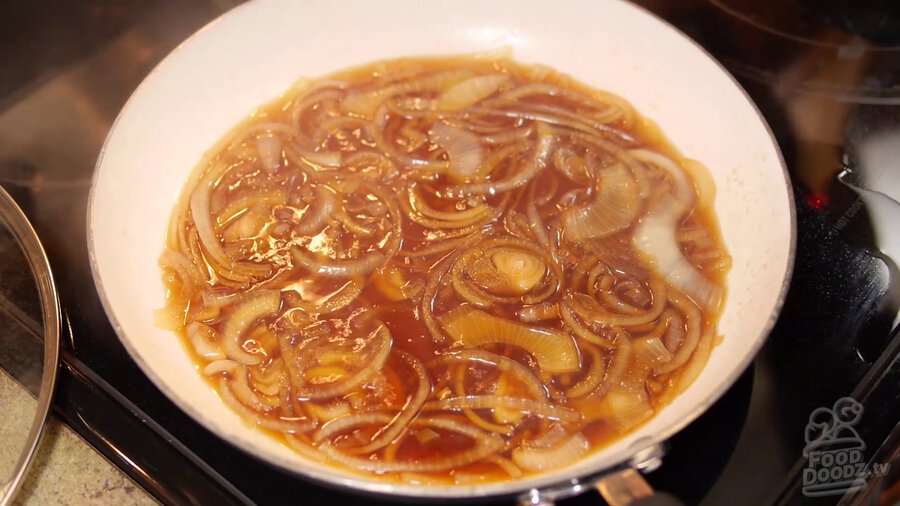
[0,1,897,504]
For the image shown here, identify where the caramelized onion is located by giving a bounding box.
[440,305,579,373]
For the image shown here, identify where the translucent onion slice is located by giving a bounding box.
[295,185,337,235]
[566,344,606,398]
[440,305,579,373]
[433,350,548,401]
[436,75,508,111]
[345,352,431,455]
[518,302,559,323]
[318,417,504,473]
[628,149,693,209]
[633,336,673,367]
[655,291,701,374]
[203,359,239,376]
[423,396,581,423]
[221,291,281,365]
[511,433,590,472]
[633,198,722,311]
[314,412,393,442]
[429,122,484,183]
[293,326,392,400]
[291,248,386,278]
[340,70,472,118]
[558,298,616,349]
[443,123,554,198]
[186,322,225,360]
[562,164,641,241]
[600,387,654,430]
[284,278,364,314]
[255,136,282,174]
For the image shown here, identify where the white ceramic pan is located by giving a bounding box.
[88,0,795,503]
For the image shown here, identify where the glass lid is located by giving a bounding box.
[0,185,60,505]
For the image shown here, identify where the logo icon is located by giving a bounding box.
[802,397,887,497]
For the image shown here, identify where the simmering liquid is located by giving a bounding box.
[160,55,730,484]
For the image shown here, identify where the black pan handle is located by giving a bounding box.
[628,492,685,506]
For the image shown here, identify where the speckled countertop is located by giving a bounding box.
[0,371,157,505]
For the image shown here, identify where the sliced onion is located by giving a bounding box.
[159,249,206,286]
[443,123,554,198]
[601,387,654,430]
[440,305,579,373]
[403,185,492,229]
[468,106,634,144]
[293,326,392,399]
[186,322,225,360]
[229,364,276,410]
[518,302,559,323]
[340,70,472,118]
[436,75,508,111]
[489,456,523,479]
[423,396,581,422]
[295,185,337,235]
[522,423,569,449]
[568,279,667,327]
[204,359,239,376]
[558,298,616,349]
[429,122,484,183]
[255,136,282,174]
[634,336,673,367]
[655,291,701,374]
[433,350,548,401]
[314,412,393,442]
[628,149,693,209]
[190,160,237,272]
[562,164,641,241]
[221,291,281,365]
[257,416,316,434]
[218,377,277,423]
[633,198,722,310]
[512,433,590,472]
[567,344,607,398]
[319,416,504,473]
[345,352,430,454]
[291,248,386,278]
[284,278,364,314]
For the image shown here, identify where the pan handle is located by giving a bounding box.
[595,468,685,506]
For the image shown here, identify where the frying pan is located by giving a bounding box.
[87,0,795,503]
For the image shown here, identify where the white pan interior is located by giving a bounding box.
[88,0,794,499]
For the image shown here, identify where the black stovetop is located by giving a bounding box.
[0,1,898,505]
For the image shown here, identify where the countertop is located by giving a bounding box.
[0,370,157,505]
